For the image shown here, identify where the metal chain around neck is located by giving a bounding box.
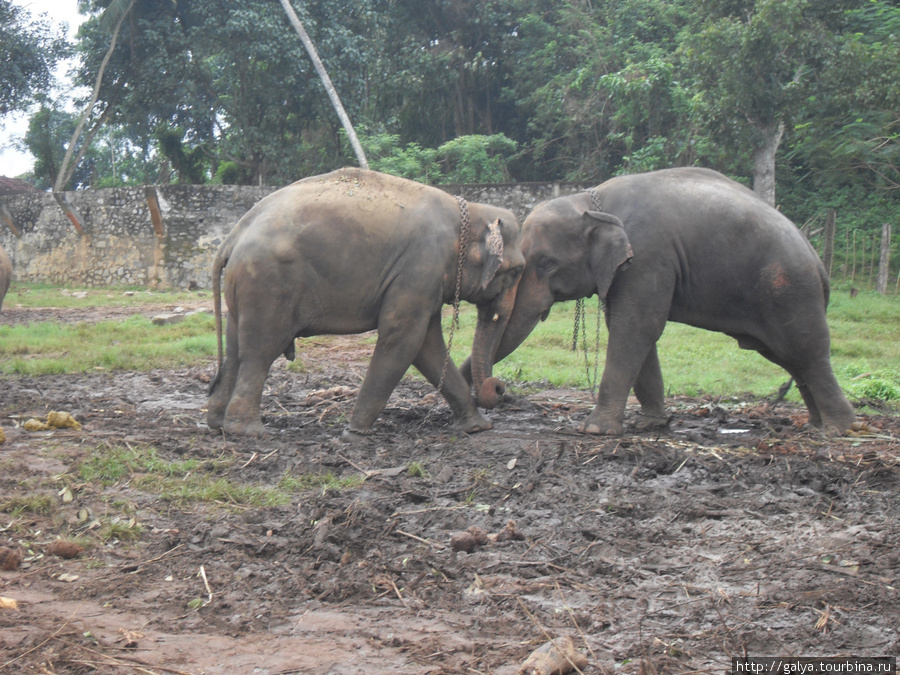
[573,187,604,401]
[434,196,472,403]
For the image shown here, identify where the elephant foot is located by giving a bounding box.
[580,422,623,436]
[340,427,374,444]
[632,411,671,432]
[579,412,624,436]
[223,419,269,437]
[207,415,224,431]
[456,411,493,434]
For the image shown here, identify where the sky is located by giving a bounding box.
[0,0,86,178]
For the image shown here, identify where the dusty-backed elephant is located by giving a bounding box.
[467,167,856,436]
[0,243,11,313]
[207,168,523,440]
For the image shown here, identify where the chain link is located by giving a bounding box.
[435,196,472,398]
[572,188,605,401]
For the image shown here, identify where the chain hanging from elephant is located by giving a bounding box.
[572,187,605,401]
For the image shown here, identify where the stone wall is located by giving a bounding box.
[0,180,590,289]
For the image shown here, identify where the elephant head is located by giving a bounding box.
[464,209,524,410]
[468,193,632,408]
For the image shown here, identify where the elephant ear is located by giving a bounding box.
[479,218,505,290]
[584,211,633,300]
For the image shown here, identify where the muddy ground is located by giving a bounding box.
[1,302,898,674]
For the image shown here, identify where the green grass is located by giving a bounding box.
[0,313,217,374]
[6,282,211,309]
[78,443,364,508]
[2,283,898,406]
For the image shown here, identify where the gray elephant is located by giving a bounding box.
[207,168,523,439]
[468,167,856,436]
[0,243,11,313]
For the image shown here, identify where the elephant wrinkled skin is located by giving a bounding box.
[207,168,523,439]
[0,244,11,313]
[470,167,856,436]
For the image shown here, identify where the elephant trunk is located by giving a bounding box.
[469,284,518,409]
[469,268,553,409]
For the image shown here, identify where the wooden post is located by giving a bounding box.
[851,230,857,281]
[823,209,835,277]
[876,223,891,295]
[842,229,849,277]
[861,235,867,287]
[868,235,875,287]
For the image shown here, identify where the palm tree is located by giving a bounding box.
[277,0,368,169]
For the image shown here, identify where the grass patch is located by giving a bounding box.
[0,313,217,374]
[77,443,364,508]
[0,494,56,517]
[7,282,210,309]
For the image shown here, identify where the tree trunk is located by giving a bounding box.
[278,0,368,170]
[877,222,892,295]
[54,0,134,192]
[823,209,836,277]
[752,118,785,207]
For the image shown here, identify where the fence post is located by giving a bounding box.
[823,209,835,277]
[876,222,892,294]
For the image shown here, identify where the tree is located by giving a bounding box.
[277,0,367,170]
[55,0,134,192]
[0,0,70,118]
[681,0,854,204]
[787,0,900,194]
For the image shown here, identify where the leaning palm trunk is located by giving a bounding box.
[278,0,368,170]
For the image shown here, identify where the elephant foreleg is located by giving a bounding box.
[413,313,492,433]
[582,307,667,436]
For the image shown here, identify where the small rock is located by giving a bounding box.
[151,313,185,326]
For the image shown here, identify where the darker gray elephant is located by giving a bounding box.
[469,167,856,436]
[0,244,11,313]
[207,168,523,439]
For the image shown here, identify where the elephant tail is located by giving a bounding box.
[209,246,227,395]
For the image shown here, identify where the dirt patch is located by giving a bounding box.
[1,304,899,674]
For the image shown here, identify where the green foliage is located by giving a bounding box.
[363,132,517,184]
[0,0,70,116]
[7,0,898,219]
[363,132,439,183]
[436,134,517,183]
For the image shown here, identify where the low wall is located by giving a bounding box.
[0,180,590,289]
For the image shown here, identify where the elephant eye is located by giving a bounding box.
[536,256,556,273]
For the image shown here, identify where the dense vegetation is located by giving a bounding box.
[2,0,898,265]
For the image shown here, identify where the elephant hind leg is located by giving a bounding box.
[631,344,670,430]
[748,328,855,435]
[219,312,294,437]
[207,312,240,430]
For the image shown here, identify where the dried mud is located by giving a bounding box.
[1,303,899,674]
